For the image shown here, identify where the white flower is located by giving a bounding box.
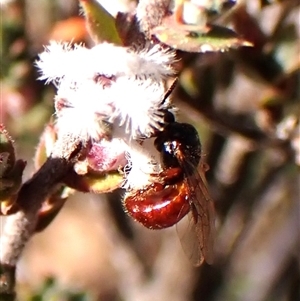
[37,41,177,190]
[36,41,176,141]
[122,139,162,190]
[53,80,114,141]
[89,43,175,81]
[37,41,175,85]
[109,77,169,138]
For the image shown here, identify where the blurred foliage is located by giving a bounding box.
[0,0,299,301]
[24,278,91,301]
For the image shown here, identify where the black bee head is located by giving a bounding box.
[154,122,202,170]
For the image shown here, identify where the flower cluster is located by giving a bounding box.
[37,41,176,140]
[36,41,177,189]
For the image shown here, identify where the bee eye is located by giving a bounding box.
[164,141,172,153]
[164,111,175,123]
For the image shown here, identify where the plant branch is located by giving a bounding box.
[0,134,84,296]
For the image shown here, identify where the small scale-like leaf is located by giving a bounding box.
[80,0,122,45]
[152,15,252,52]
[0,159,27,202]
[0,124,15,178]
[34,122,57,170]
[0,197,19,216]
[35,186,74,232]
[63,169,124,194]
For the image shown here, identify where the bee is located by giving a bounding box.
[123,112,215,265]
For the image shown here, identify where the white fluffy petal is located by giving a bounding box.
[54,81,114,141]
[37,41,176,85]
[88,43,175,81]
[36,41,177,141]
[36,41,91,84]
[122,139,162,190]
[108,77,169,138]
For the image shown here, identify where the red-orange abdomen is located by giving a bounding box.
[124,181,190,229]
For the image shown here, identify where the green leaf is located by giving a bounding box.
[80,0,122,45]
[152,16,252,52]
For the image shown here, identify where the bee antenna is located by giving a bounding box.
[161,78,178,105]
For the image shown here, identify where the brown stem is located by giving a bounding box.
[0,134,84,296]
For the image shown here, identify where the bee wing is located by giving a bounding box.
[176,205,205,266]
[179,159,215,265]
